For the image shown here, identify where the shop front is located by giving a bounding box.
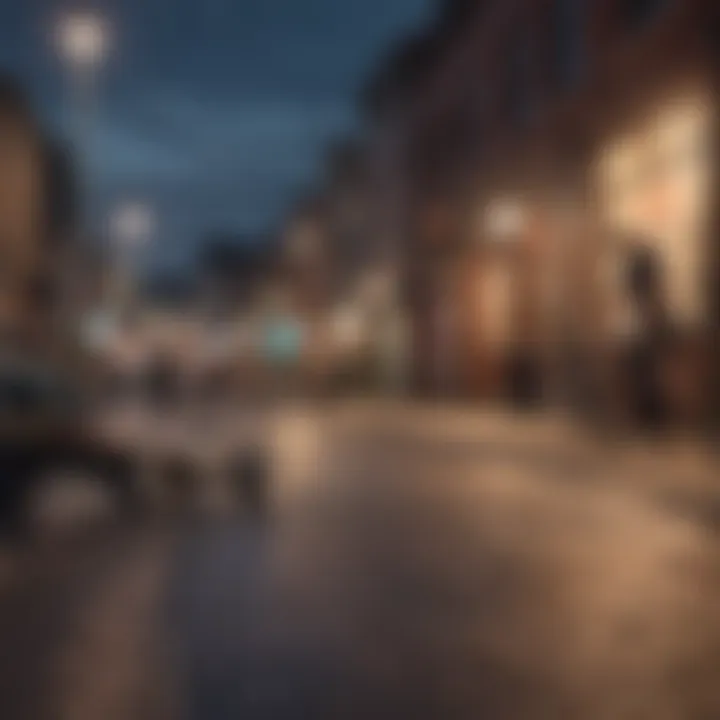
[470,183,623,415]
[594,84,716,425]
[408,196,467,399]
[465,196,553,407]
[463,200,520,401]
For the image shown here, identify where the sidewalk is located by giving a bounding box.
[595,437,720,531]
[336,398,720,529]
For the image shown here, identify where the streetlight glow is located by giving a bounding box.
[110,202,155,249]
[106,202,154,322]
[55,12,109,70]
[483,199,526,242]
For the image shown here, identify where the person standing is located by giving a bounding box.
[626,246,671,430]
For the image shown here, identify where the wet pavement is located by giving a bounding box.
[2,402,720,719]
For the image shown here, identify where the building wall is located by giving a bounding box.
[401,0,719,412]
[0,96,46,353]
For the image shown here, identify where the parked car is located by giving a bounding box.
[0,358,140,537]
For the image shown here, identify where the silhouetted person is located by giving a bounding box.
[626,245,671,429]
[508,347,542,410]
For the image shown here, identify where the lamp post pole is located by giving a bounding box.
[54,12,109,361]
[109,202,154,324]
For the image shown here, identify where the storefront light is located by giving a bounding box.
[484,199,526,242]
[332,305,364,349]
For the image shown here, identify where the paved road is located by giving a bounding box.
[2,402,720,719]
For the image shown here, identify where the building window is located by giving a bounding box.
[619,0,669,31]
[509,26,534,126]
[551,0,589,91]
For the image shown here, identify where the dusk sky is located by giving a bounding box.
[0,0,431,272]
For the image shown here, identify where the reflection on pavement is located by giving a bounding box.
[1,402,720,719]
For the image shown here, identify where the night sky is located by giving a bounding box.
[0,0,431,272]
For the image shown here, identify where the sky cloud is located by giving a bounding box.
[91,95,355,260]
[0,0,432,272]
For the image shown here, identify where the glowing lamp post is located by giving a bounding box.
[482,199,527,247]
[109,202,155,321]
[54,11,110,171]
[53,12,111,357]
[55,12,109,73]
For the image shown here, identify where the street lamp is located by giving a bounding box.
[332,304,365,351]
[54,9,111,226]
[483,199,526,244]
[54,11,110,353]
[110,202,155,250]
[55,12,109,73]
[108,202,155,321]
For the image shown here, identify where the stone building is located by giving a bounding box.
[0,75,47,352]
[378,0,719,421]
[0,74,82,363]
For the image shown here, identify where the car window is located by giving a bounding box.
[0,369,80,415]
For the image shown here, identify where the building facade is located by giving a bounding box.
[0,77,47,353]
[395,0,719,422]
[0,75,86,371]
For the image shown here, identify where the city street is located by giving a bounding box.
[3,1,719,718]
[1,402,720,719]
